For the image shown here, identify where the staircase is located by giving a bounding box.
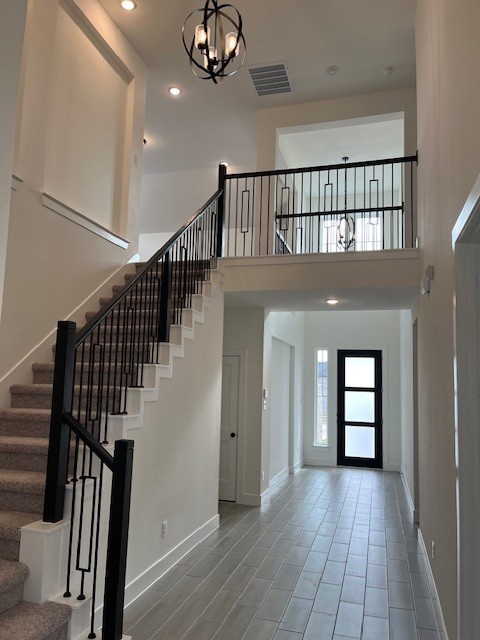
[0,255,217,639]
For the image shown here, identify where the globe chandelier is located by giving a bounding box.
[182,0,246,84]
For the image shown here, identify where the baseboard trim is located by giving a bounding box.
[303,458,332,467]
[124,513,220,608]
[383,463,402,473]
[401,472,415,511]
[237,493,262,507]
[418,529,450,640]
[289,460,303,474]
[269,467,289,489]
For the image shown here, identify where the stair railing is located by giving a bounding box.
[222,155,418,257]
[42,189,223,639]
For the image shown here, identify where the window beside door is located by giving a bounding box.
[315,349,329,446]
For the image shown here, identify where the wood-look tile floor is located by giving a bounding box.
[124,467,444,640]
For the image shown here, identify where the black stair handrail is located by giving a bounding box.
[42,186,224,640]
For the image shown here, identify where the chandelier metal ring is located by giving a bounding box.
[182,0,246,84]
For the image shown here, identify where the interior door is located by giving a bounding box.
[219,355,239,501]
[337,350,383,468]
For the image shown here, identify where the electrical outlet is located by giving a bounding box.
[261,470,265,482]
[162,521,168,539]
[431,540,435,559]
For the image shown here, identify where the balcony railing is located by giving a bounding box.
[220,155,417,258]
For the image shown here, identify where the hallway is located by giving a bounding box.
[125,467,441,640]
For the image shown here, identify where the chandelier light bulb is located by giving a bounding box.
[194,24,209,50]
[225,32,238,57]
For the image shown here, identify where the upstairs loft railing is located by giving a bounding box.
[42,191,221,640]
[219,155,418,258]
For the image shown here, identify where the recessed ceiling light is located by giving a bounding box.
[325,65,340,76]
[120,0,137,10]
[168,86,182,96]
[325,298,339,305]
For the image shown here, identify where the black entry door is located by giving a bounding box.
[337,350,383,468]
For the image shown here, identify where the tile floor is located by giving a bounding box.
[124,467,444,640]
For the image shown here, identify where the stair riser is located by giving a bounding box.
[11,392,122,412]
[34,368,138,386]
[0,491,43,515]
[0,539,20,562]
[0,452,47,474]
[0,583,23,617]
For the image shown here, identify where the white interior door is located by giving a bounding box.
[219,355,239,501]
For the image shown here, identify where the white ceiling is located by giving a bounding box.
[98,0,416,175]
[277,114,405,168]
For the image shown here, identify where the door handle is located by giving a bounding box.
[230,433,236,438]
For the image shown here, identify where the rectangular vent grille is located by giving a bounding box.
[248,63,293,97]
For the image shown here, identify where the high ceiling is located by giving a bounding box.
[98,0,416,175]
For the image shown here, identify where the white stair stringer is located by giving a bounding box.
[18,273,221,640]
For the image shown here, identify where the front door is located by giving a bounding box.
[219,355,239,501]
[337,350,383,468]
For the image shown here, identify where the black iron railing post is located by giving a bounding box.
[43,321,76,523]
[102,439,134,640]
[216,163,227,257]
[158,252,171,342]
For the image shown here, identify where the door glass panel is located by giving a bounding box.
[345,425,375,458]
[345,391,375,422]
[345,357,375,388]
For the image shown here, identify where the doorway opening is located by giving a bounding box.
[337,349,383,468]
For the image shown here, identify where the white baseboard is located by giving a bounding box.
[269,467,289,489]
[384,463,402,473]
[418,530,450,640]
[124,514,220,608]
[236,493,262,507]
[289,460,303,474]
[303,458,332,467]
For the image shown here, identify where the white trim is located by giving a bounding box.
[452,175,480,640]
[42,193,130,250]
[124,514,219,610]
[383,462,401,473]
[418,530,450,640]
[400,471,420,523]
[11,174,23,190]
[269,467,290,489]
[303,457,332,467]
[289,460,303,474]
[236,493,262,507]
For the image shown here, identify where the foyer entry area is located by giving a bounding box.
[124,467,441,639]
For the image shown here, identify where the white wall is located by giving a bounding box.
[414,1,480,635]
[138,232,175,261]
[399,310,414,501]
[0,0,147,380]
[258,87,417,171]
[303,310,402,471]
[140,167,219,234]
[223,307,265,503]
[262,311,305,495]
[269,339,290,484]
[0,0,28,322]
[125,281,224,603]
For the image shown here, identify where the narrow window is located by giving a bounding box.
[315,349,329,446]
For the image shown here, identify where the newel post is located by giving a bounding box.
[216,163,227,257]
[43,321,76,523]
[102,439,134,640]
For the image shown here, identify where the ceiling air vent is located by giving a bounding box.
[248,62,293,97]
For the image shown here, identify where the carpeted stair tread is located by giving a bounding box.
[0,469,45,494]
[0,436,49,455]
[0,558,29,594]
[0,511,40,541]
[0,601,71,640]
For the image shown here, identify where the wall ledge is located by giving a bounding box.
[42,192,129,250]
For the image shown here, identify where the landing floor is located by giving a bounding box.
[124,467,444,640]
